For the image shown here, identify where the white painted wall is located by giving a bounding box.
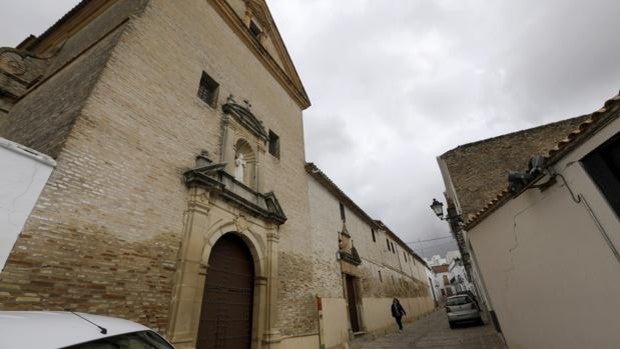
[449,259,473,293]
[425,267,438,302]
[432,269,453,299]
[0,138,55,271]
[320,297,349,348]
[467,116,620,349]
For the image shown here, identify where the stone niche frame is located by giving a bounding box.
[220,95,269,192]
[167,170,286,348]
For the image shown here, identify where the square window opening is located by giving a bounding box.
[582,131,620,218]
[269,130,280,158]
[198,71,219,108]
[249,20,262,41]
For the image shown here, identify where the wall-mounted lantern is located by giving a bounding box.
[429,198,462,223]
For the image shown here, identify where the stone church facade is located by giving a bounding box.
[0,1,434,348]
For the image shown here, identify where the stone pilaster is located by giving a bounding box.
[262,228,282,348]
[167,187,212,348]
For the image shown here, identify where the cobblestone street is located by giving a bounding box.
[354,310,506,349]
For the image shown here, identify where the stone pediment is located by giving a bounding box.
[184,163,286,225]
[222,96,269,142]
[210,0,310,109]
[245,0,270,31]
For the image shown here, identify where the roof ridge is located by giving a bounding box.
[23,0,95,50]
[305,162,429,267]
[441,114,589,158]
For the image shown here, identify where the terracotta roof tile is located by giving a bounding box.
[431,264,449,273]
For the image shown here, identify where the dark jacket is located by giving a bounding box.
[391,303,406,318]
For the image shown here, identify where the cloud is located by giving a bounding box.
[0,0,81,47]
[2,0,618,258]
[268,0,620,252]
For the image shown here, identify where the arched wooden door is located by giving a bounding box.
[197,233,255,349]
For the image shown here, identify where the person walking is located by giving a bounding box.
[391,298,406,332]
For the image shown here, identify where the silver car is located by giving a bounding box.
[445,295,483,328]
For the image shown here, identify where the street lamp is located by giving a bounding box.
[430,198,444,219]
[429,198,462,222]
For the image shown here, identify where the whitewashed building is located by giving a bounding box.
[0,138,55,271]
[448,257,473,293]
[438,92,620,348]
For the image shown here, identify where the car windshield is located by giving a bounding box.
[446,296,470,306]
[62,330,174,349]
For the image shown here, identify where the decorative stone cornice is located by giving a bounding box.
[0,48,49,112]
[222,96,269,142]
[339,247,362,266]
[184,163,287,225]
[21,0,123,54]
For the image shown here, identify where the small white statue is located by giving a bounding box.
[234,153,246,182]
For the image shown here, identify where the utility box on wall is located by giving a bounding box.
[0,138,55,271]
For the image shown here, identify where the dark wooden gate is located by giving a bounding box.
[345,275,360,332]
[197,233,254,349]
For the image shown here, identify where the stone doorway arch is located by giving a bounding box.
[197,233,255,349]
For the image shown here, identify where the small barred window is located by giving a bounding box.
[269,130,280,158]
[198,71,219,108]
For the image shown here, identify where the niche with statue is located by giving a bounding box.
[182,95,288,224]
[233,138,257,187]
[220,95,269,192]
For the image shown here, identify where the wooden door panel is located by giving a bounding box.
[197,234,254,349]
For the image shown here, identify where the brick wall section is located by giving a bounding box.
[440,115,589,219]
[0,0,148,158]
[1,0,318,337]
[43,0,149,76]
[0,29,124,158]
[0,19,184,333]
[121,0,316,336]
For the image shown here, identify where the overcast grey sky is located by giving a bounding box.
[2,0,619,257]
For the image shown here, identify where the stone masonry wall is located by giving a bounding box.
[0,28,124,158]
[1,0,317,338]
[306,176,432,300]
[441,115,589,219]
[0,0,148,158]
[123,0,317,336]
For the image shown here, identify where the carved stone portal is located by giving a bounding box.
[167,153,286,348]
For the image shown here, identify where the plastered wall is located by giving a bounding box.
[468,116,620,349]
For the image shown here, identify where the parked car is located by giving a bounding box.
[0,311,175,349]
[455,290,479,308]
[445,294,483,329]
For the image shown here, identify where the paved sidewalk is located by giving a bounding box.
[353,309,506,349]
